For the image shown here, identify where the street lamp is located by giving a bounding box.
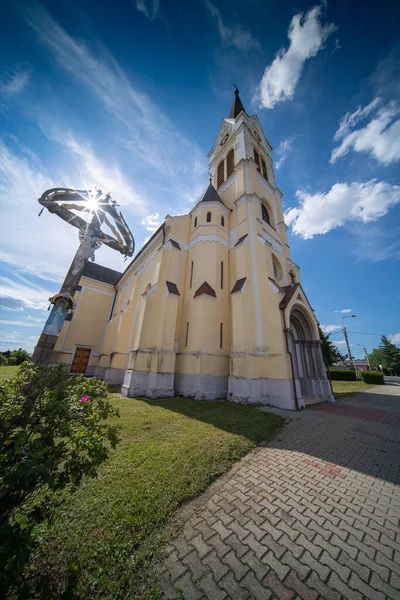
[342,315,358,378]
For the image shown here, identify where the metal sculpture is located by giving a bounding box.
[38,187,134,273]
[33,187,135,365]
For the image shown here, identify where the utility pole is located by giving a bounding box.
[342,315,358,379]
[364,347,371,370]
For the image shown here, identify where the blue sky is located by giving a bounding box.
[0,0,399,356]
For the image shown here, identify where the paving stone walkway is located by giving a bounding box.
[158,385,400,600]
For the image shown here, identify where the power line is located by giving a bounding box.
[348,331,383,336]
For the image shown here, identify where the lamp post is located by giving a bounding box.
[342,315,358,378]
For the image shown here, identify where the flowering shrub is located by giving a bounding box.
[0,362,120,596]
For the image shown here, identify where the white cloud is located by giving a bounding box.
[0,319,44,327]
[0,329,37,351]
[45,132,147,214]
[333,98,381,140]
[389,333,400,345]
[133,0,160,20]
[141,213,161,232]
[0,298,24,312]
[321,324,341,334]
[331,99,400,164]
[256,5,336,109]
[351,223,400,263]
[0,138,133,278]
[0,68,31,97]
[204,0,259,53]
[0,275,54,311]
[285,180,400,239]
[340,309,352,313]
[275,138,294,169]
[23,2,206,182]
[334,340,351,347]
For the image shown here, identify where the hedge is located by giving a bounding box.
[328,369,357,381]
[360,370,384,385]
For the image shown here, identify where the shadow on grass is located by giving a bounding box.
[139,396,284,445]
[144,388,400,485]
[107,384,122,394]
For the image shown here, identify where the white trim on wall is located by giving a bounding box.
[247,199,263,351]
[189,234,228,249]
[80,285,114,297]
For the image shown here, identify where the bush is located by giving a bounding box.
[0,362,120,597]
[360,370,384,385]
[328,369,357,381]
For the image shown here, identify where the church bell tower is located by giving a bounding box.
[196,87,334,408]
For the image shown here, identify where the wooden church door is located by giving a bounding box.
[70,347,91,374]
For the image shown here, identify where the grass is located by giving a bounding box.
[31,396,283,599]
[0,365,19,379]
[331,379,374,399]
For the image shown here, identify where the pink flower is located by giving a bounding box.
[80,395,90,402]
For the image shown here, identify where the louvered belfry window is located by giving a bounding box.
[261,158,268,182]
[262,204,270,224]
[254,149,261,170]
[226,148,235,178]
[217,160,225,187]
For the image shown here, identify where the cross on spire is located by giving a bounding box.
[229,85,246,119]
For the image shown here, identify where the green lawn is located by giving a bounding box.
[0,365,19,379]
[30,396,283,599]
[331,379,374,399]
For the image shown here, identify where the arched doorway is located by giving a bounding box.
[289,305,325,402]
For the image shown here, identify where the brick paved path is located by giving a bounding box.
[158,385,400,599]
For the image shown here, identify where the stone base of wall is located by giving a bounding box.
[104,367,126,385]
[121,370,175,398]
[313,378,335,403]
[228,377,297,410]
[93,366,106,379]
[174,374,228,400]
[228,376,335,410]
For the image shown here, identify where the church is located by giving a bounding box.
[51,89,333,410]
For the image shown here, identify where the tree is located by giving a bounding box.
[9,348,32,365]
[0,362,120,597]
[319,326,346,366]
[369,347,384,371]
[375,335,400,375]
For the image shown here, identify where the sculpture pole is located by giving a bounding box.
[32,188,134,366]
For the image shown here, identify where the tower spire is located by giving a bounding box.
[229,85,246,119]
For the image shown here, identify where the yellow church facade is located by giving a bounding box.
[53,90,333,410]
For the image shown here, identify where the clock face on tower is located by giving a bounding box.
[220,133,229,146]
[254,131,261,143]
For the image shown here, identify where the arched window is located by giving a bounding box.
[272,255,282,281]
[207,211,211,223]
[221,215,224,227]
[194,216,197,228]
[226,148,235,178]
[217,160,225,187]
[261,204,270,224]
